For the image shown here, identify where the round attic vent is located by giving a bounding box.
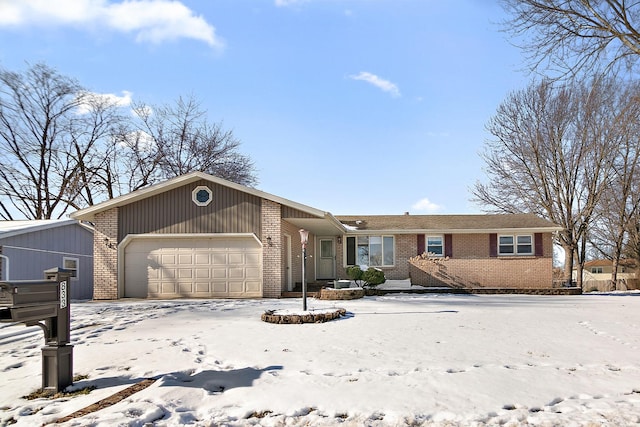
[192,185,213,207]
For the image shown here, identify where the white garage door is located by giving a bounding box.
[124,236,262,298]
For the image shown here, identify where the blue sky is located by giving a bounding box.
[0,0,530,215]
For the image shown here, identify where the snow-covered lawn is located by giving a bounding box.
[2,292,640,426]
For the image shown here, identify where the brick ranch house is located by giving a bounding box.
[70,172,562,300]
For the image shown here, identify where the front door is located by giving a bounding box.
[316,237,335,280]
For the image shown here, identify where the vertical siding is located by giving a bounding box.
[118,180,262,240]
[0,224,94,299]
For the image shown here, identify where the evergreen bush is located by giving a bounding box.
[362,267,386,288]
[346,266,385,288]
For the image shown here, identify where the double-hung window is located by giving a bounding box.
[427,236,444,256]
[498,235,533,256]
[591,267,603,274]
[63,257,79,279]
[346,236,394,267]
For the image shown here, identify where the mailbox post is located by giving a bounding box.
[42,267,73,392]
[0,268,73,392]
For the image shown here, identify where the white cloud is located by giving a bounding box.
[75,90,132,114]
[119,130,156,153]
[349,71,401,97]
[412,198,443,213]
[0,0,221,48]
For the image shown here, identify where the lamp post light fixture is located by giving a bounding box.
[299,229,309,311]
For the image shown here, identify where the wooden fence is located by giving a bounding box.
[582,278,640,292]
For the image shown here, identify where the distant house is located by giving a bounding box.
[575,259,639,291]
[70,172,562,300]
[0,220,94,300]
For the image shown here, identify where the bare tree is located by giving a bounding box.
[501,0,640,77]
[129,95,257,187]
[0,64,257,219]
[624,213,640,263]
[0,63,125,219]
[87,125,163,200]
[473,78,623,287]
[589,82,640,290]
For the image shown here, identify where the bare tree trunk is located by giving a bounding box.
[611,257,619,291]
[563,243,575,286]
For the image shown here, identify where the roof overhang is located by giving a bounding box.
[284,213,346,236]
[0,219,91,239]
[342,227,564,235]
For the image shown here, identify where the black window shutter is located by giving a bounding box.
[346,237,356,265]
[417,234,425,255]
[489,233,497,257]
[535,233,543,256]
[445,234,453,258]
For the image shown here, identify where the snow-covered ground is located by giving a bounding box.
[2,290,640,426]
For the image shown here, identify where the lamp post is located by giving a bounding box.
[299,229,309,311]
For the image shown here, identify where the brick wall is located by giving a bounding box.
[391,234,414,279]
[261,199,282,298]
[410,232,555,288]
[334,232,555,288]
[93,208,119,299]
[452,234,490,258]
[410,257,553,288]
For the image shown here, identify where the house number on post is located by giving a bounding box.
[59,281,67,309]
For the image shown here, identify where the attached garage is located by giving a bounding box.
[71,172,342,300]
[122,234,263,298]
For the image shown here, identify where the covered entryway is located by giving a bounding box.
[122,235,262,298]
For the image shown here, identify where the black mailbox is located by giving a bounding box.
[0,280,59,323]
[0,268,73,392]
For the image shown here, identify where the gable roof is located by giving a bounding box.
[336,213,562,234]
[0,219,91,239]
[70,172,333,222]
[69,172,561,235]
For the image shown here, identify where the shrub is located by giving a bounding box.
[362,267,386,288]
[346,266,385,288]
[346,266,364,283]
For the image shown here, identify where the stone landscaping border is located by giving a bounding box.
[261,308,347,324]
[318,288,365,300]
[365,287,583,296]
